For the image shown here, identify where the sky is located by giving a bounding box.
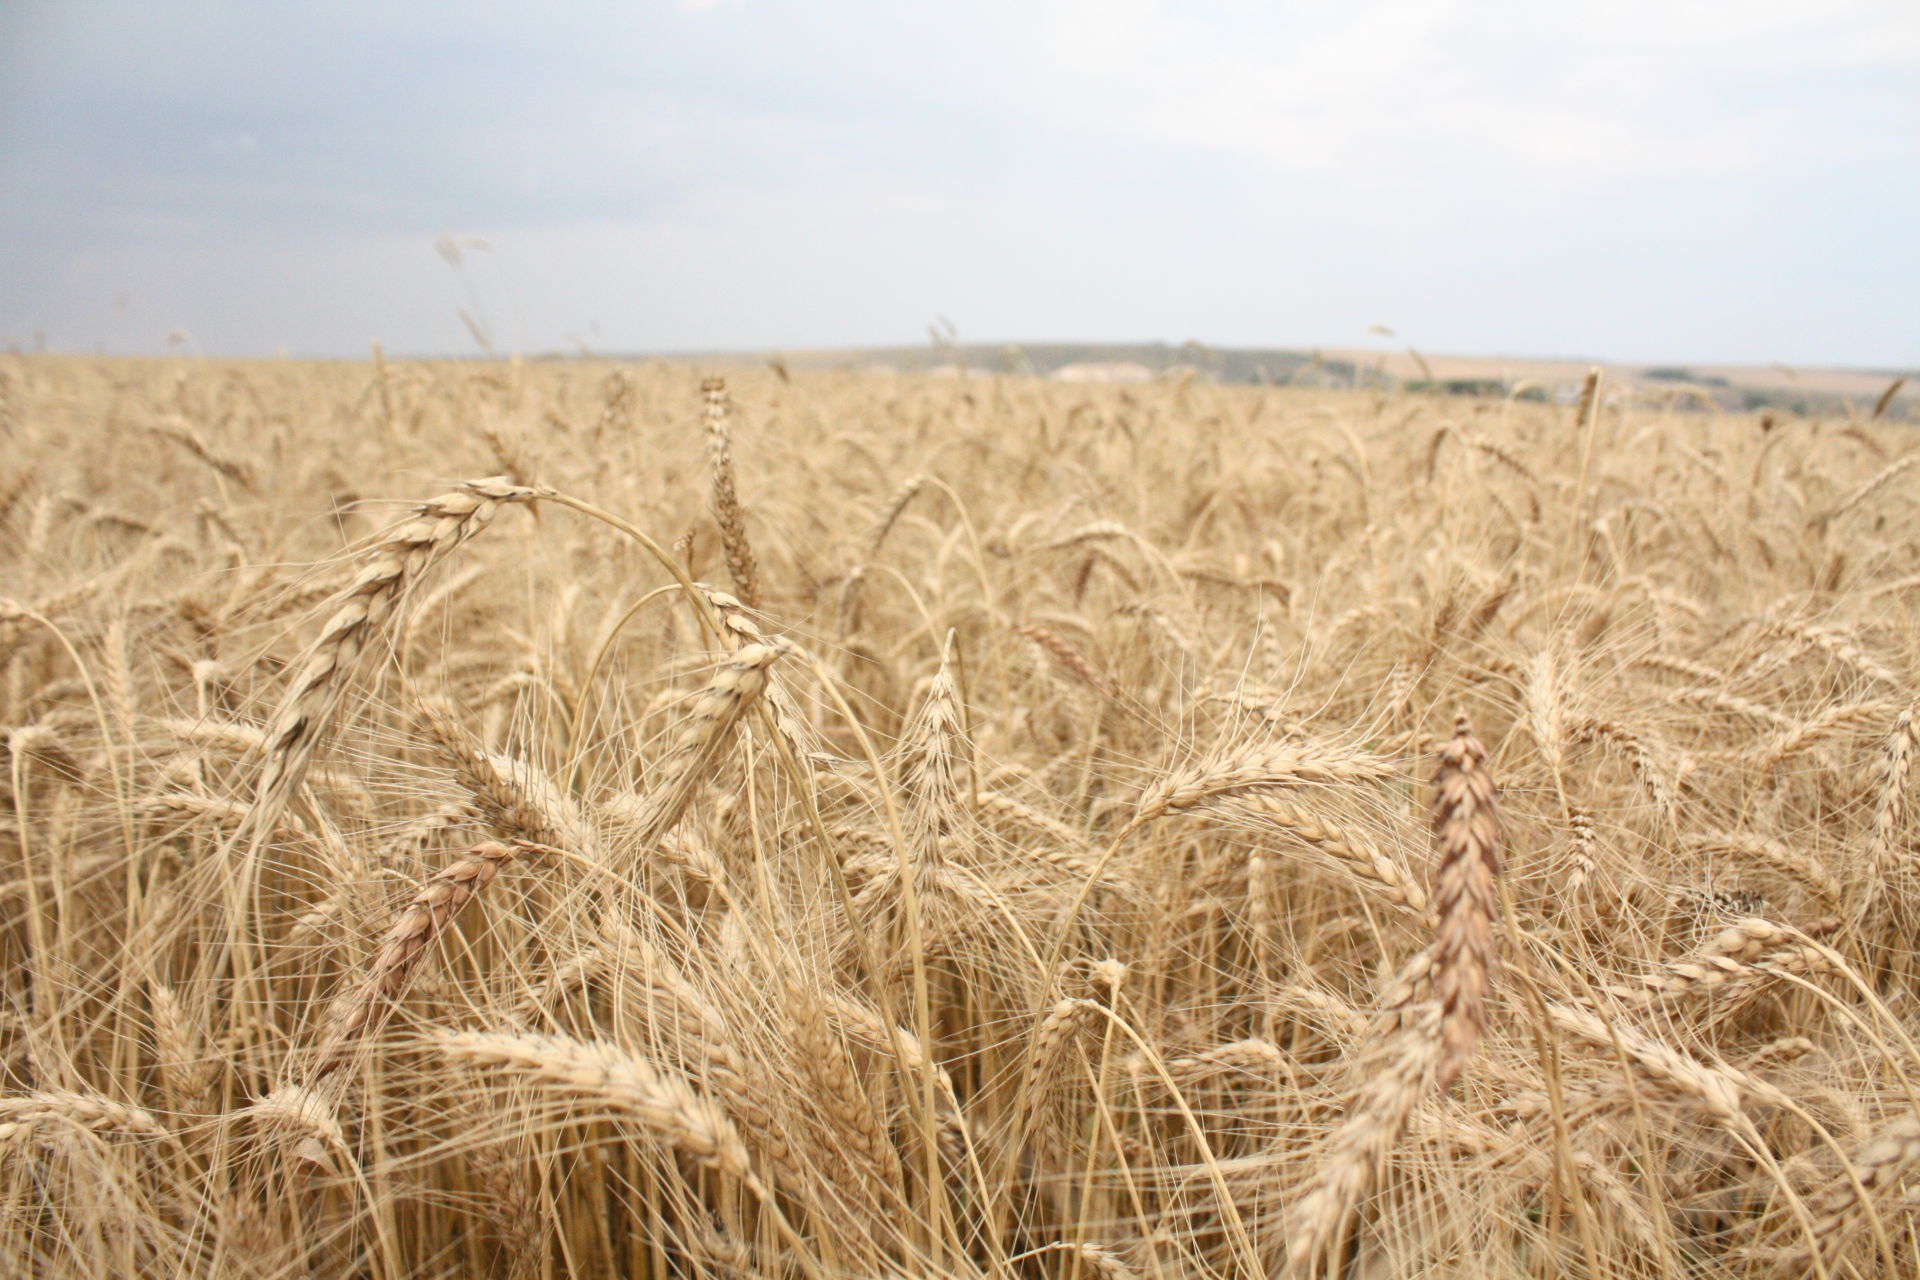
[1,0,1916,366]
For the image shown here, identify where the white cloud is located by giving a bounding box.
[4,0,1914,363]
[1030,0,1920,179]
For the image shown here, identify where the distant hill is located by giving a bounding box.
[710,340,1333,385]
[655,340,1918,418]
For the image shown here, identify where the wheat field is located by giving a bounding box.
[1,353,1916,1278]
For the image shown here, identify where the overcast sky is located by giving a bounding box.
[2,1,1916,365]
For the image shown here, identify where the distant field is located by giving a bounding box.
[2,353,1918,1279]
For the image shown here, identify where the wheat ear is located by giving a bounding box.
[317,840,519,1075]
[1134,742,1399,824]
[1428,719,1501,1088]
[150,983,219,1107]
[1182,792,1429,913]
[613,643,781,858]
[1870,708,1914,880]
[1286,719,1503,1274]
[428,1029,752,1178]
[0,1090,172,1142]
[417,701,599,855]
[255,477,542,822]
[1015,623,1118,701]
[898,638,967,857]
[703,378,761,608]
[1756,1112,1920,1271]
[867,473,930,555]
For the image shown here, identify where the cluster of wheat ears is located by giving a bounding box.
[0,354,1916,1279]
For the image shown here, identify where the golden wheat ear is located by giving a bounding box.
[1286,716,1503,1275]
[315,840,522,1077]
[703,377,762,609]
[253,477,544,827]
[1427,715,1502,1089]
